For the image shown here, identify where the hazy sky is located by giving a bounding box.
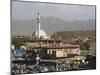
[12,1,95,21]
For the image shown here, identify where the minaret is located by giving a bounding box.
[37,12,41,38]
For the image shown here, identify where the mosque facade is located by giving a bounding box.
[32,12,49,39]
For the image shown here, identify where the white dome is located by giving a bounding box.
[32,29,47,38]
[32,13,50,39]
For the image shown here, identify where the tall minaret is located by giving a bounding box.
[37,12,41,38]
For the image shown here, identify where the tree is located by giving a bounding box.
[80,41,90,50]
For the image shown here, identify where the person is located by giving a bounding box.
[36,54,40,65]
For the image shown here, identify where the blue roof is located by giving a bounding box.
[14,49,23,57]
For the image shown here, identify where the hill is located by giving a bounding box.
[12,17,95,36]
[51,30,96,42]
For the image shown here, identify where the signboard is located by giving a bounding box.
[69,48,80,55]
[56,49,68,57]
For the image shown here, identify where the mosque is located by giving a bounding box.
[32,12,49,39]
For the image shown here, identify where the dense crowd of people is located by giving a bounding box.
[12,55,96,75]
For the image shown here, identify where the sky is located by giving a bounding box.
[12,1,96,21]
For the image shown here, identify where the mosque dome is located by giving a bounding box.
[32,29,48,39]
[32,12,49,39]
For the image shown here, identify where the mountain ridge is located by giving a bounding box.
[11,17,95,36]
